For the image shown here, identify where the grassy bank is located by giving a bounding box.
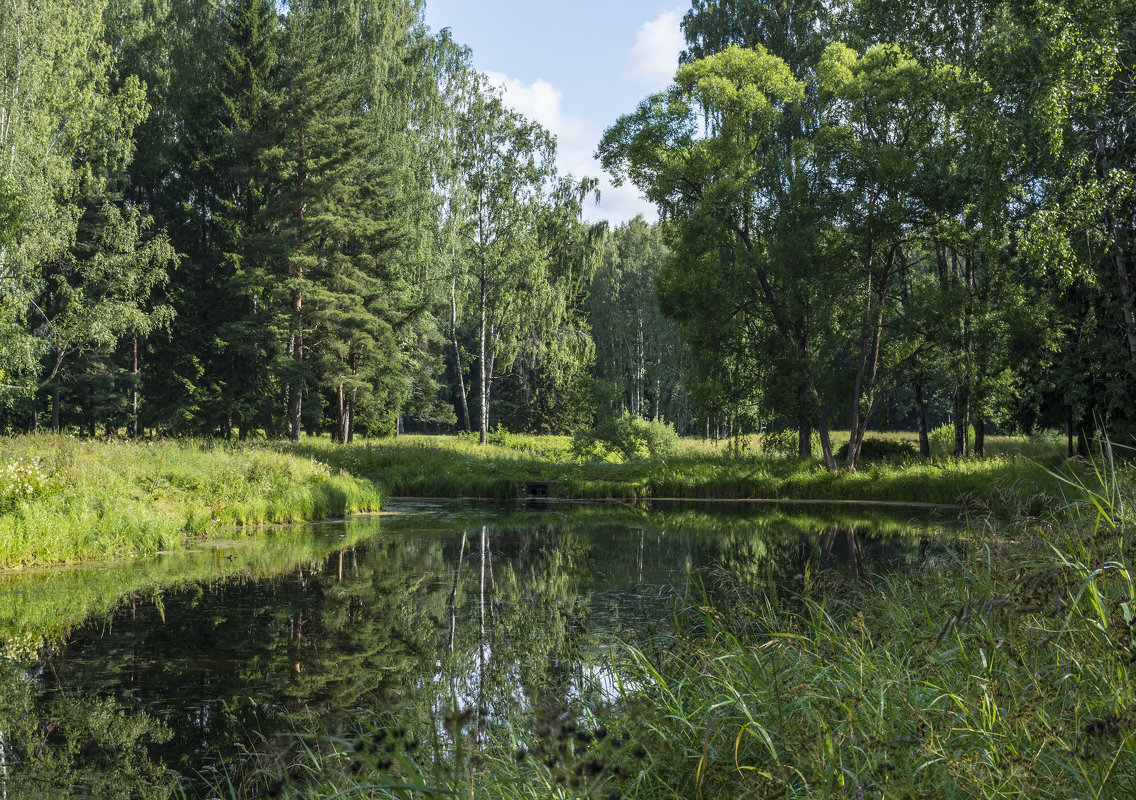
[0,436,383,568]
[237,447,1135,800]
[280,431,1068,512]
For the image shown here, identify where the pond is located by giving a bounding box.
[0,499,960,799]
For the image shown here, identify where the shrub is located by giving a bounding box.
[758,428,799,456]
[486,424,523,449]
[571,413,681,462]
[836,437,918,464]
[929,422,975,455]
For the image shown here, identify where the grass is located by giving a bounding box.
[230,439,1135,800]
[0,435,383,568]
[0,428,1077,567]
[278,430,1069,513]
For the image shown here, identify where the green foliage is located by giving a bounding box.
[587,217,688,426]
[757,428,799,456]
[835,436,918,463]
[571,413,681,462]
[929,422,959,454]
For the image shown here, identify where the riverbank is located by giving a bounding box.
[0,431,1076,569]
[281,432,1069,514]
[0,436,383,568]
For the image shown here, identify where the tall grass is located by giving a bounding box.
[0,436,383,567]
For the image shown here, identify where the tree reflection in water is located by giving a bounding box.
[0,500,957,798]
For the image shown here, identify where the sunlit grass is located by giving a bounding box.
[279,431,1069,512]
[0,436,383,568]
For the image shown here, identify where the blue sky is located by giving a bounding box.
[421,1,688,224]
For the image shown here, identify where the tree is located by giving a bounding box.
[451,79,557,443]
[600,44,849,467]
[0,0,151,396]
[588,218,688,427]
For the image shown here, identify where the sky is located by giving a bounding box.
[420,1,688,225]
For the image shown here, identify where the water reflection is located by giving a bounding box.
[0,500,958,798]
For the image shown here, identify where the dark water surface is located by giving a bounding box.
[0,499,959,798]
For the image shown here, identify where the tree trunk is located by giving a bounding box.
[479,316,488,443]
[733,225,836,471]
[914,380,931,458]
[335,382,346,443]
[635,313,644,417]
[289,343,303,442]
[797,379,812,459]
[290,116,307,443]
[478,257,489,445]
[131,336,139,438]
[1111,228,1136,366]
[451,275,471,432]
[953,386,969,457]
[847,245,895,471]
[974,414,985,457]
[52,387,60,433]
[348,353,357,443]
[1067,406,1075,458]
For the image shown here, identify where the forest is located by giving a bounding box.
[0,0,1133,474]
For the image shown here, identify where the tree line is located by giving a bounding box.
[602,0,1136,469]
[0,0,679,444]
[3,0,1131,470]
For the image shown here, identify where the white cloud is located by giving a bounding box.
[483,70,656,224]
[627,9,684,88]
[484,71,590,165]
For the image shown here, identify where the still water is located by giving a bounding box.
[0,499,958,798]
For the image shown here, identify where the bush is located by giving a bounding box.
[929,422,976,455]
[836,437,918,464]
[758,428,799,455]
[571,413,681,462]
